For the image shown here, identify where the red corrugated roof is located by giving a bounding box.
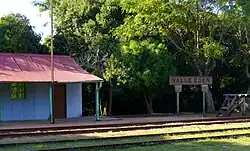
[0,53,103,83]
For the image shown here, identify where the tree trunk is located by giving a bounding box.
[205,87,215,112]
[198,69,215,112]
[246,64,250,109]
[247,82,250,111]
[146,99,153,116]
[108,80,113,116]
[100,92,107,116]
[247,82,250,99]
[143,89,154,116]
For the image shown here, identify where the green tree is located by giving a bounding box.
[34,0,124,72]
[220,0,250,96]
[43,34,69,55]
[115,0,230,112]
[104,40,176,115]
[0,13,45,53]
[33,0,249,115]
[52,0,123,71]
[34,0,125,115]
[33,0,60,12]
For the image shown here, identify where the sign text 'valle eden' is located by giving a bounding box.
[169,76,213,85]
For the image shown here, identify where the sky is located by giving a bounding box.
[0,0,50,40]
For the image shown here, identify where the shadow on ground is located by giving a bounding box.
[93,137,250,151]
[1,136,250,151]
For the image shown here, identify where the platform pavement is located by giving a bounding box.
[0,113,249,130]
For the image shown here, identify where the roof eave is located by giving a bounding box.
[0,79,104,83]
[56,79,104,83]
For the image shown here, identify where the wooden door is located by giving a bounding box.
[54,84,66,119]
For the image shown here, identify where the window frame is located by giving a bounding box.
[10,82,27,100]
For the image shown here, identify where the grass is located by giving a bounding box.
[1,129,250,151]
[82,122,250,138]
[97,137,250,151]
[0,136,162,151]
[164,129,250,139]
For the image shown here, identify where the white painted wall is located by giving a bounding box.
[66,83,82,118]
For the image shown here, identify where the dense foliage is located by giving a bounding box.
[2,0,249,116]
[0,13,47,53]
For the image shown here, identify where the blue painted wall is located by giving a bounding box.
[66,83,82,118]
[0,83,50,121]
[0,82,83,121]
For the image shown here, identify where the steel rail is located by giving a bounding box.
[1,126,250,147]
[1,119,250,139]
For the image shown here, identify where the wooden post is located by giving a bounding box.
[242,96,246,116]
[203,91,206,115]
[177,92,180,115]
[95,82,103,121]
[95,83,100,121]
[49,83,54,124]
[50,0,55,124]
[174,85,182,116]
[201,85,208,116]
[0,86,2,121]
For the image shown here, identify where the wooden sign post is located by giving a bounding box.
[169,76,213,116]
[201,85,209,115]
[174,85,182,115]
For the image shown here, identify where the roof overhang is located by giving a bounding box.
[0,53,103,83]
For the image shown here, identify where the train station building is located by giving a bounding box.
[0,53,102,121]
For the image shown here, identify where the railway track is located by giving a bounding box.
[1,117,250,150]
[1,118,250,139]
[2,127,250,151]
[0,126,250,147]
[37,133,250,151]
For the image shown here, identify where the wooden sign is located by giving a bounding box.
[174,85,182,93]
[169,76,213,85]
[201,85,209,92]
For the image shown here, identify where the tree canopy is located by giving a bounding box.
[0,13,46,53]
[31,0,250,115]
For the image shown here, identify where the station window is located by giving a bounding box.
[10,83,26,100]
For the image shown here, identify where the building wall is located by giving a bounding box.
[0,82,83,121]
[66,83,82,118]
[0,83,50,121]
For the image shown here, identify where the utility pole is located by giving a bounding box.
[50,0,55,124]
